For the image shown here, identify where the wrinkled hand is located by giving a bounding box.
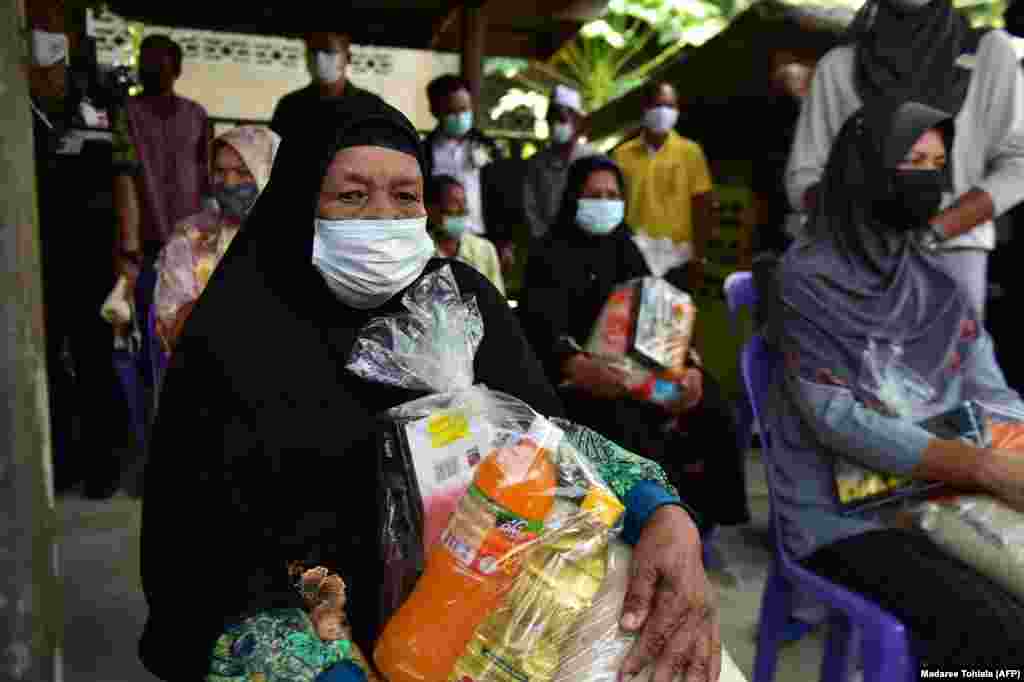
[665,368,704,417]
[978,449,1024,513]
[566,355,629,400]
[620,505,720,682]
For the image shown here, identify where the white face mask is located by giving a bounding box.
[312,216,434,309]
[314,51,344,84]
[644,106,679,134]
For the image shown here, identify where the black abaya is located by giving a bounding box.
[518,155,750,530]
[138,97,563,680]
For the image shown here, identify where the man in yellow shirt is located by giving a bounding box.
[427,175,506,296]
[613,81,715,290]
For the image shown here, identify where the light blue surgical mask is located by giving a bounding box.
[440,214,470,239]
[443,110,473,138]
[576,198,625,236]
[551,122,574,145]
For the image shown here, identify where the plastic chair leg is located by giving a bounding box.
[860,629,913,682]
[753,567,796,682]
[821,609,856,682]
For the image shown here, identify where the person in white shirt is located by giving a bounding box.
[422,75,502,239]
[786,0,1024,320]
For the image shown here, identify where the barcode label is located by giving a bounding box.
[434,455,461,483]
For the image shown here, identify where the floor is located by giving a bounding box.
[57,450,832,682]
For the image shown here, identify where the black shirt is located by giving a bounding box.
[270,83,380,141]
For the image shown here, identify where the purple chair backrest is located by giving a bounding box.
[724,271,756,326]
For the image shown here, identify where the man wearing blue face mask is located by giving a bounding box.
[426,175,505,295]
[423,75,503,243]
[523,85,599,241]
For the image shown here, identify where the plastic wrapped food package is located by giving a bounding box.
[917,408,1024,601]
[348,266,744,682]
[372,409,625,682]
[583,277,697,406]
[554,540,748,682]
[834,340,978,513]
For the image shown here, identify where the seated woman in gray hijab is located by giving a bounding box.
[138,96,719,682]
[769,96,1024,666]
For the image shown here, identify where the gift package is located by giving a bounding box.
[916,403,1024,601]
[343,266,743,682]
[583,277,698,406]
[834,340,988,514]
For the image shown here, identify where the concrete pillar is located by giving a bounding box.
[1,0,63,678]
[460,2,487,124]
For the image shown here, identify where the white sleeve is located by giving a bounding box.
[972,31,1024,218]
[785,48,855,212]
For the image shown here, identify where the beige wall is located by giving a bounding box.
[175,46,460,131]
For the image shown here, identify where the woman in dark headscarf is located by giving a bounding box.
[769,96,1024,666]
[784,0,1024,325]
[519,155,751,532]
[138,98,717,682]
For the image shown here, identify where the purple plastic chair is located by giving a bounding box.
[740,335,917,680]
[724,272,757,452]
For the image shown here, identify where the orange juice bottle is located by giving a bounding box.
[374,421,559,682]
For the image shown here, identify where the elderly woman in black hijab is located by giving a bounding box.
[770,97,1024,666]
[138,98,718,682]
[519,155,751,534]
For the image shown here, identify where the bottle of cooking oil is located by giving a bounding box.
[449,485,624,682]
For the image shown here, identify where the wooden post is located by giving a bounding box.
[1,0,63,679]
[460,1,487,125]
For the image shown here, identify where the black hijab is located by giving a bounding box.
[849,0,987,115]
[551,154,628,238]
[140,95,562,679]
[779,97,969,404]
[521,156,650,381]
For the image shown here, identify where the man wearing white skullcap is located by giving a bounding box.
[523,84,599,239]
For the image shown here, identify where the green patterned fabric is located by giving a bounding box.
[207,609,355,682]
[552,417,678,500]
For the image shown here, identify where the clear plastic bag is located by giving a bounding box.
[582,277,697,406]
[631,234,692,278]
[917,405,1024,601]
[834,338,949,512]
[553,540,748,682]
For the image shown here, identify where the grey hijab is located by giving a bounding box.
[778,98,970,401]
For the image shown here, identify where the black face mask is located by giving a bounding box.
[1006,1,1024,37]
[873,169,945,229]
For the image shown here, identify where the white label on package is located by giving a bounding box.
[403,411,493,553]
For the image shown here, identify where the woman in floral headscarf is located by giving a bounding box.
[153,125,280,352]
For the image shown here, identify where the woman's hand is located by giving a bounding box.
[565,354,629,400]
[665,368,704,417]
[976,449,1024,512]
[619,505,720,682]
